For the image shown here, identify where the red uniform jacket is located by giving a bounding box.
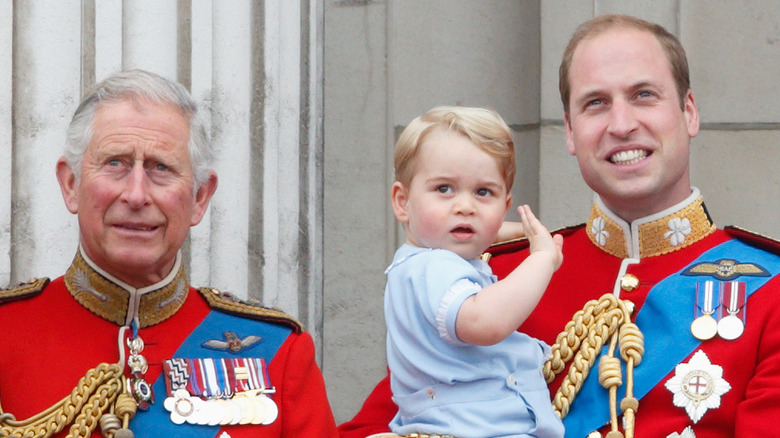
[339,193,780,438]
[0,250,338,438]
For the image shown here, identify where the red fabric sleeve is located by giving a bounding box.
[271,331,339,437]
[337,371,395,438]
[734,275,780,435]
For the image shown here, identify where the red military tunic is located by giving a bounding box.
[0,249,338,438]
[339,190,780,438]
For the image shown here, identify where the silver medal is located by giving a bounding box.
[717,281,745,340]
[717,314,744,340]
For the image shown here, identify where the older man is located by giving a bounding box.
[0,70,337,437]
[339,15,780,438]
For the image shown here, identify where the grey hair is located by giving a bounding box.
[64,69,213,189]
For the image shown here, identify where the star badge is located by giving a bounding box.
[666,426,696,438]
[664,350,731,423]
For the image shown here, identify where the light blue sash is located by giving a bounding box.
[563,238,780,437]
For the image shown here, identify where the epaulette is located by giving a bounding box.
[0,277,50,305]
[486,223,585,257]
[725,225,780,255]
[198,287,304,334]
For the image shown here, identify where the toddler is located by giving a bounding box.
[385,106,565,437]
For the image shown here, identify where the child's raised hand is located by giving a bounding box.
[518,205,564,271]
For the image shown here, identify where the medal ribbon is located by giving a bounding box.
[695,280,719,318]
[563,238,780,436]
[721,281,746,318]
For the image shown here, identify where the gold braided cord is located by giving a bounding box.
[543,294,644,438]
[0,362,127,438]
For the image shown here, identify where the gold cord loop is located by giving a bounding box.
[543,293,644,437]
[0,362,137,438]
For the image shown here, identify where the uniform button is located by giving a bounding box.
[425,387,435,398]
[620,274,639,292]
[507,375,516,385]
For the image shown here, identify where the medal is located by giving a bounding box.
[162,356,279,426]
[717,281,746,340]
[127,334,154,409]
[258,393,278,425]
[691,281,719,340]
[234,394,257,424]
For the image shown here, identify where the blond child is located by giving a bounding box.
[385,106,565,437]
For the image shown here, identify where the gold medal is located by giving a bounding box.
[234,394,256,425]
[250,394,268,425]
[258,394,278,425]
[690,314,718,340]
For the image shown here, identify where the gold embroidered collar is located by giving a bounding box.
[585,188,716,259]
[65,248,189,327]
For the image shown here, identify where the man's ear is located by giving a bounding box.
[56,157,79,214]
[683,90,700,139]
[190,170,218,226]
[564,112,576,156]
[390,181,410,223]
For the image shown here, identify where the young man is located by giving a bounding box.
[339,14,780,438]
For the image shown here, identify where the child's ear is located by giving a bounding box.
[505,193,513,214]
[391,181,410,223]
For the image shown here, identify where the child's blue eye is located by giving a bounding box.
[437,185,452,194]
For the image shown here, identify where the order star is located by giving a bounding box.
[664,350,731,423]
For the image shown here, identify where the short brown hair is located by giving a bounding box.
[394,106,515,190]
[559,14,690,114]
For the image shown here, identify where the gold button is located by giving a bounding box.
[620,274,639,292]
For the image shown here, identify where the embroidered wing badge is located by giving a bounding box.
[203,331,263,353]
[682,259,769,281]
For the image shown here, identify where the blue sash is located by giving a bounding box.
[130,310,291,437]
[563,239,780,437]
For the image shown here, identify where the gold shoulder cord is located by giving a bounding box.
[0,362,138,438]
[543,293,645,438]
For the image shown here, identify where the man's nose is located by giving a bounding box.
[121,164,152,207]
[607,98,639,138]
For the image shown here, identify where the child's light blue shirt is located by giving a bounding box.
[385,244,564,438]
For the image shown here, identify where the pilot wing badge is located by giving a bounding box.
[203,331,263,353]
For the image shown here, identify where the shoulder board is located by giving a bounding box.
[725,225,780,256]
[486,223,585,257]
[198,287,304,334]
[0,278,50,305]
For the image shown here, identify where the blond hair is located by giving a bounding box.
[394,106,515,189]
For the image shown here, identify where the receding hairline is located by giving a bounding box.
[560,15,690,114]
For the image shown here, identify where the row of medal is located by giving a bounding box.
[162,357,278,426]
[690,280,747,341]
